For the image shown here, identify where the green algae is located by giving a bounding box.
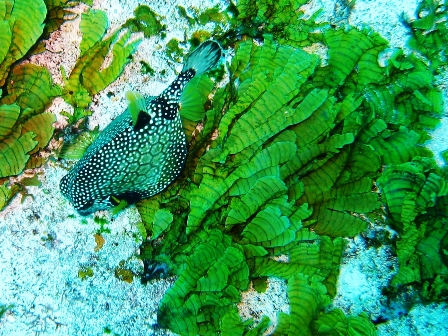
[1,0,446,334]
[0,0,62,209]
[78,266,94,280]
[123,5,166,39]
[139,61,155,76]
[0,304,13,319]
[165,38,184,62]
[115,261,135,283]
[133,0,448,334]
[0,0,163,210]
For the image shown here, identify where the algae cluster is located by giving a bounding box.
[135,0,448,334]
[0,0,162,209]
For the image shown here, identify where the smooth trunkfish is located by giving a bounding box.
[60,41,222,215]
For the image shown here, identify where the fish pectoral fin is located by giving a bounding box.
[126,91,148,127]
[59,127,100,160]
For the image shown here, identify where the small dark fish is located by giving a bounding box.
[60,41,222,215]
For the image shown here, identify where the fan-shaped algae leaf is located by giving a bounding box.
[0,181,20,211]
[180,75,215,122]
[312,308,377,335]
[3,64,60,113]
[241,206,293,246]
[314,27,388,88]
[21,113,56,155]
[79,9,108,55]
[284,274,330,336]
[0,103,20,141]
[188,141,297,233]
[0,129,37,178]
[152,209,174,239]
[63,11,142,114]
[226,176,287,227]
[0,20,12,66]
[158,230,249,335]
[0,0,47,86]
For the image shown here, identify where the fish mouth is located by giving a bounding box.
[76,198,112,216]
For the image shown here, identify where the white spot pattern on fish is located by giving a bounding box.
[60,41,222,215]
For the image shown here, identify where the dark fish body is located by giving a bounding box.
[60,41,222,215]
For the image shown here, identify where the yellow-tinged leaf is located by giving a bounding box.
[0,0,47,86]
[0,103,20,141]
[21,113,56,154]
[94,233,105,252]
[0,181,20,211]
[7,64,60,113]
[0,129,37,178]
[80,9,108,56]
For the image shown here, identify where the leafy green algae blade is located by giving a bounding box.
[0,0,47,86]
[0,128,37,178]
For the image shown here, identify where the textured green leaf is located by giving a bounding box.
[188,142,296,233]
[312,309,377,336]
[180,75,214,122]
[241,206,292,245]
[5,63,60,113]
[221,310,247,336]
[158,230,249,335]
[64,18,142,111]
[81,30,142,96]
[0,20,12,65]
[220,37,319,155]
[314,28,387,88]
[416,224,447,280]
[21,113,56,154]
[0,128,37,178]
[226,176,287,227]
[286,274,330,336]
[0,181,20,211]
[0,103,20,141]
[0,0,47,86]
[152,209,173,239]
[378,162,426,230]
[79,9,108,55]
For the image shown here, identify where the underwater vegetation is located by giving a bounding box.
[0,0,154,209]
[0,0,447,334]
[137,0,448,334]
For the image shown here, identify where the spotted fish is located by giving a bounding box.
[60,41,222,215]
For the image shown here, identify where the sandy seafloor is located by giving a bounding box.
[0,0,447,335]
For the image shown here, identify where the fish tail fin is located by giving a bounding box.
[182,41,222,76]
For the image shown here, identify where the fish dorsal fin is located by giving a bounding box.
[126,91,148,127]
